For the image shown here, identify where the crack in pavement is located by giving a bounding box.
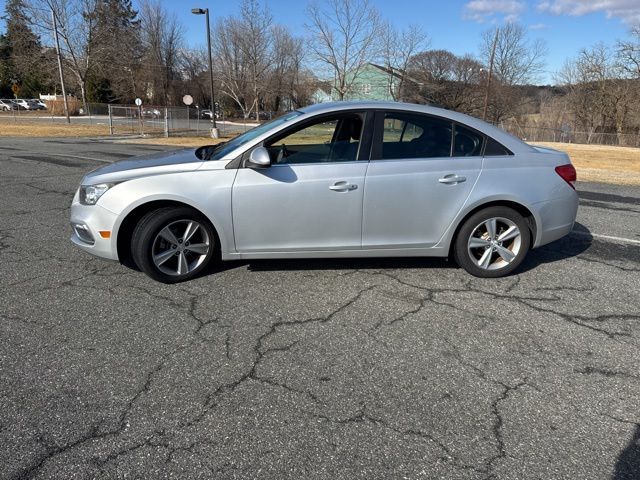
[304,404,486,476]
[483,380,531,479]
[177,286,378,434]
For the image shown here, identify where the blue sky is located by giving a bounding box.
[2,0,638,84]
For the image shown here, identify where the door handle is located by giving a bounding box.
[329,181,358,192]
[438,174,467,184]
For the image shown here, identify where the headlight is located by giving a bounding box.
[79,183,117,205]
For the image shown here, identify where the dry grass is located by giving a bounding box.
[0,119,109,137]
[532,142,640,186]
[118,136,229,147]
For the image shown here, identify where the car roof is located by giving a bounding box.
[298,101,533,153]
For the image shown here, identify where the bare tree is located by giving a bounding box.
[381,23,428,101]
[180,47,210,107]
[267,25,305,111]
[30,0,98,112]
[558,43,635,143]
[238,0,273,121]
[405,49,483,114]
[617,24,640,78]
[213,16,252,117]
[479,22,547,122]
[480,23,547,86]
[306,0,381,100]
[139,0,183,105]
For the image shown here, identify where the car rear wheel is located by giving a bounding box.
[454,206,530,278]
[131,207,216,283]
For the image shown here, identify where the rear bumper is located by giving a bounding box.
[69,193,119,260]
[533,191,579,247]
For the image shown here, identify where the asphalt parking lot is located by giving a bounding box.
[1,137,639,480]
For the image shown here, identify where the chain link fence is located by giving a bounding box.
[3,101,640,147]
[501,123,640,148]
[0,101,258,138]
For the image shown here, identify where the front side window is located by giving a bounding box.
[266,113,364,164]
[380,112,453,160]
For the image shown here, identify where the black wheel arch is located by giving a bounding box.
[116,200,221,269]
[448,200,537,258]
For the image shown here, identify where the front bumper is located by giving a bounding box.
[70,192,120,260]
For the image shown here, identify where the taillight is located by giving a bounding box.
[555,164,576,190]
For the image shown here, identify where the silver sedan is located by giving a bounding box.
[70,101,578,283]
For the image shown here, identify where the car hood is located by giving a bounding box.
[82,148,205,185]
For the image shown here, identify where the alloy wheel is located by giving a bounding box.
[467,217,522,271]
[151,219,211,276]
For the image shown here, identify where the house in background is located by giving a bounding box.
[311,86,332,104]
[342,63,401,101]
[310,63,417,104]
[311,63,418,103]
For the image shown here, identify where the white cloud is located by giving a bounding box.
[537,1,640,24]
[529,23,550,30]
[463,0,526,23]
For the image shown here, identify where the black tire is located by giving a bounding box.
[131,207,217,283]
[453,206,531,278]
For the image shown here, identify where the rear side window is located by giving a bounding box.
[380,112,452,160]
[484,136,513,156]
[453,124,484,157]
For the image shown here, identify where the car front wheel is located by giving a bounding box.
[453,206,531,278]
[131,207,216,283]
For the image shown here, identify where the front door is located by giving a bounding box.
[232,112,370,253]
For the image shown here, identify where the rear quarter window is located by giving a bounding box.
[484,137,513,156]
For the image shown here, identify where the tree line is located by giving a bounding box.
[1,0,639,139]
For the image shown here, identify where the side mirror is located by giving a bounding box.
[247,146,271,168]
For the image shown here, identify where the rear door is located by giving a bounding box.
[362,111,483,249]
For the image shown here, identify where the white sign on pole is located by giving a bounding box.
[135,98,142,106]
[182,95,194,106]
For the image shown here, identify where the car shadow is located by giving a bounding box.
[197,223,592,279]
[245,256,452,273]
[613,424,640,480]
[516,222,592,274]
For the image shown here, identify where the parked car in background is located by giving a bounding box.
[27,100,46,110]
[14,99,36,110]
[0,99,16,111]
[142,108,161,118]
[200,109,219,119]
[258,111,275,120]
[70,101,578,283]
[31,99,48,109]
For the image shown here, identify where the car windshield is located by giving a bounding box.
[207,111,302,160]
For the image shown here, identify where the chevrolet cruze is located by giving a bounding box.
[70,101,578,283]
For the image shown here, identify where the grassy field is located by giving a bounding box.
[0,119,110,137]
[533,142,640,186]
[118,136,228,147]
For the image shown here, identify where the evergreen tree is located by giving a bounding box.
[5,0,52,97]
[88,0,141,102]
[0,33,15,97]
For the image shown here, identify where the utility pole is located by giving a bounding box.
[483,27,499,122]
[192,8,219,138]
[51,9,70,124]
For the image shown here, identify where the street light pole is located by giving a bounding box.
[192,8,219,138]
[51,9,70,124]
